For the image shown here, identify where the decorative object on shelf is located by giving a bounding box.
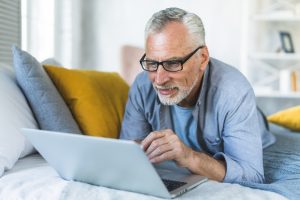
[279,31,295,53]
[262,0,297,17]
[296,2,300,16]
[291,70,298,92]
[279,69,291,93]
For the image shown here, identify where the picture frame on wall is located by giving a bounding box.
[279,31,295,53]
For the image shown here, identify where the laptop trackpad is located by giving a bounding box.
[154,160,191,180]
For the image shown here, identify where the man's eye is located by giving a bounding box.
[145,61,157,69]
[164,61,181,68]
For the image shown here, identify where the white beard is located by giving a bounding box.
[153,75,199,105]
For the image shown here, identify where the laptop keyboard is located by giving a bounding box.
[162,179,187,192]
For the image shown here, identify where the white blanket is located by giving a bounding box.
[0,154,287,200]
[0,154,67,200]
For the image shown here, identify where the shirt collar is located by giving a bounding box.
[196,62,210,106]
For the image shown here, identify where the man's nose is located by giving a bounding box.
[155,65,169,85]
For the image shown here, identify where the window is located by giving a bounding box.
[0,0,21,64]
[21,0,78,68]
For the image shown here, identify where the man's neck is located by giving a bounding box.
[178,75,203,108]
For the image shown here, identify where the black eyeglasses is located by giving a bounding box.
[139,45,205,72]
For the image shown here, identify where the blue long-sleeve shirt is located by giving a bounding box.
[120,57,275,183]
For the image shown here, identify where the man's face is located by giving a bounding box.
[145,22,209,107]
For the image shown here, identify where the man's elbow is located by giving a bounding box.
[232,167,265,184]
[223,161,264,183]
[242,169,264,183]
[215,153,264,183]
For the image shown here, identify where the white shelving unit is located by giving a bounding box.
[242,0,300,98]
[252,15,300,21]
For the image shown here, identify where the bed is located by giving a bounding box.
[0,49,300,199]
[0,152,287,200]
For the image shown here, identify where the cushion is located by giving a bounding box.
[0,64,38,177]
[12,46,81,134]
[44,65,129,138]
[268,106,300,131]
[41,58,62,66]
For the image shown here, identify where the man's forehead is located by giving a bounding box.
[146,22,193,49]
[145,37,193,61]
[145,46,187,61]
[146,22,189,44]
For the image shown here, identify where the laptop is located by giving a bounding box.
[22,128,207,198]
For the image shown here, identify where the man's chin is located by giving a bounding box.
[158,94,180,105]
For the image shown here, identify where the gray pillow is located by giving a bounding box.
[12,45,81,134]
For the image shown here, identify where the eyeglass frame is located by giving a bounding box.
[139,45,205,72]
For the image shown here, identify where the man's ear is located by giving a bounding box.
[199,46,209,71]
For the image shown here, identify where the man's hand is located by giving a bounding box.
[141,129,226,181]
[141,129,193,168]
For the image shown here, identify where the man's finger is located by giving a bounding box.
[141,131,165,151]
[148,142,172,159]
[145,134,169,155]
[150,150,174,163]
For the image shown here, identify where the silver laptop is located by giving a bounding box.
[22,128,207,198]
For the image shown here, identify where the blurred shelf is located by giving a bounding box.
[255,90,300,98]
[250,53,300,60]
[252,15,300,21]
[246,0,300,98]
[250,53,300,68]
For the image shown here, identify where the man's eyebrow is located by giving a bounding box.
[145,56,182,62]
[144,57,157,62]
[165,56,182,61]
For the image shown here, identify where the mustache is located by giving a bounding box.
[153,84,178,90]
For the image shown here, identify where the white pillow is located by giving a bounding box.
[41,58,62,66]
[0,64,38,177]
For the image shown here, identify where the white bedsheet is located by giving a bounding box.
[0,154,67,200]
[0,154,287,200]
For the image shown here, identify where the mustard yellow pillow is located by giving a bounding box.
[44,65,129,138]
[268,106,300,131]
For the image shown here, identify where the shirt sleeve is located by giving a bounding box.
[214,88,265,183]
[119,78,152,140]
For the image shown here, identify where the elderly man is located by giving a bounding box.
[120,7,275,183]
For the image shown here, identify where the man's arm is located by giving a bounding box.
[120,74,152,140]
[141,88,264,183]
[212,88,264,183]
[141,129,226,181]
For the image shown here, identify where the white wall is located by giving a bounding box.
[23,0,245,73]
[88,0,244,73]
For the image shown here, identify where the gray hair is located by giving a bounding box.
[145,7,206,47]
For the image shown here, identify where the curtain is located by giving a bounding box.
[0,0,21,65]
